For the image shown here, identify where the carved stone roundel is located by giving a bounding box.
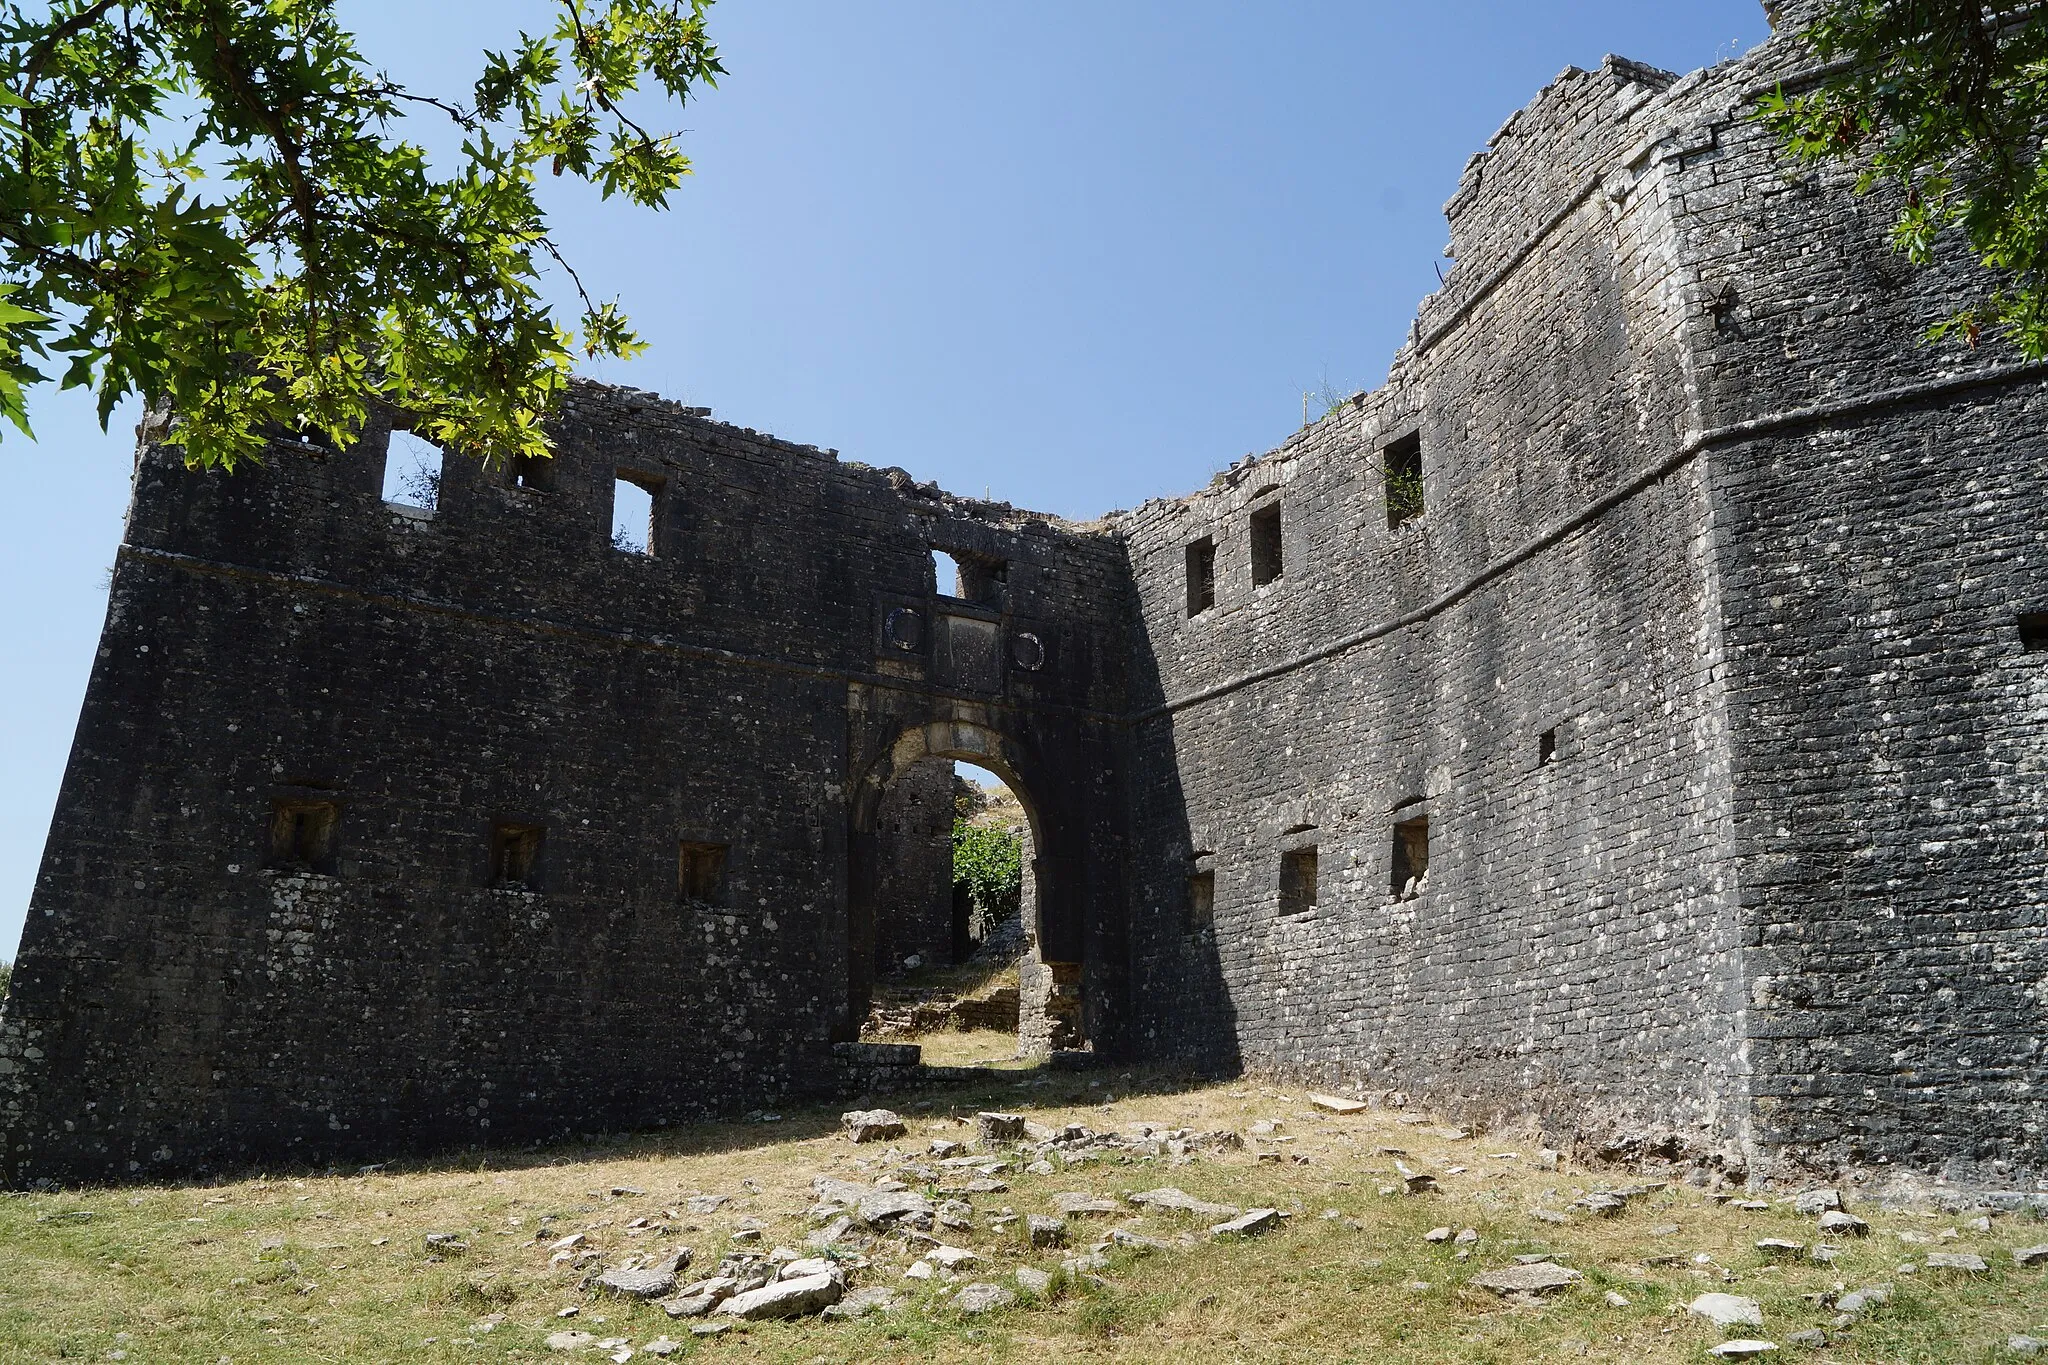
[1011,631,1046,671]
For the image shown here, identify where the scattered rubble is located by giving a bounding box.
[842,1109,907,1143]
[1688,1293,1764,1328]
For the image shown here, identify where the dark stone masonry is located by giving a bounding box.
[3,7,2044,1190]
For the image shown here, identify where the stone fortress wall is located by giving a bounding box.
[3,7,2044,1189]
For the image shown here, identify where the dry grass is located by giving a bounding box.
[3,1065,2042,1364]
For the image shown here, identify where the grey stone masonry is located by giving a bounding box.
[3,6,2042,1189]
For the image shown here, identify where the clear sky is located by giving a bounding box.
[0,1,1773,960]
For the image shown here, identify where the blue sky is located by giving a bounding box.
[0,1,1772,959]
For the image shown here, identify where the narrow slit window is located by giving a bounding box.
[1384,432,1424,529]
[1249,503,1283,586]
[1279,846,1318,916]
[1186,536,1216,616]
[2022,613,2048,652]
[679,841,728,903]
[508,452,556,493]
[269,800,338,873]
[1539,727,1558,766]
[612,471,661,555]
[1187,866,1215,929]
[1391,815,1429,899]
[491,823,544,890]
[381,430,444,513]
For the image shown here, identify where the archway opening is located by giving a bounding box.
[857,760,1033,1064]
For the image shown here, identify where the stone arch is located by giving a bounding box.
[844,717,1081,1053]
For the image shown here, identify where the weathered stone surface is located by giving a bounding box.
[842,1110,907,1144]
[1755,1238,1803,1258]
[1028,1214,1067,1247]
[597,1267,678,1298]
[976,1112,1027,1142]
[1055,1192,1121,1218]
[1688,1293,1764,1328]
[545,1331,597,1352]
[2013,1244,2048,1267]
[1015,1266,1053,1295]
[1923,1252,1988,1273]
[1818,1211,1867,1237]
[1308,1093,1368,1114]
[1793,1189,1842,1215]
[856,1189,934,1228]
[954,1282,1017,1315]
[821,1286,902,1321]
[1835,1284,1891,1315]
[1707,1343,1777,1359]
[1127,1187,1238,1218]
[1210,1207,1283,1238]
[716,1269,844,1319]
[1471,1262,1582,1295]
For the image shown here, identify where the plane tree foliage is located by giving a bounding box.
[0,0,721,469]
[1763,1,2048,355]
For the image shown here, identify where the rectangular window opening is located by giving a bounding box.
[1186,536,1216,616]
[269,800,338,873]
[612,470,662,555]
[680,841,728,903]
[1539,727,1558,766]
[1187,867,1215,930]
[1249,503,1283,586]
[933,548,1007,608]
[1279,846,1317,916]
[1391,815,1429,899]
[381,429,444,513]
[2022,612,2048,652]
[1384,432,1424,529]
[508,452,556,493]
[491,823,544,890]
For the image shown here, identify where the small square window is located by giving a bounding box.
[491,823,544,890]
[1391,815,1429,898]
[2021,613,2048,652]
[269,800,338,873]
[1187,869,1215,929]
[680,841,728,902]
[1186,536,1216,616]
[508,452,556,493]
[1279,846,1317,916]
[1249,503,1283,586]
[1384,432,1423,529]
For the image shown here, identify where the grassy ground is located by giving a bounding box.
[3,1058,2043,1364]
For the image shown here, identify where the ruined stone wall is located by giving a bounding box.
[0,385,1130,1184]
[1115,57,1752,1156]
[871,758,955,970]
[1668,71,2048,1185]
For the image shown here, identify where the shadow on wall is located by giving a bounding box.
[1123,603,1242,1077]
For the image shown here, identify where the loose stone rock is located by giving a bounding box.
[1756,1238,1804,1258]
[1924,1251,1988,1273]
[1055,1192,1121,1218]
[1835,1284,1892,1315]
[684,1196,727,1215]
[1028,1214,1067,1247]
[641,1339,681,1358]
[1455,1228,1479,1244]
[1603,1290,1631,1307]
[1425,1227,1453,1243]
[1209,1208,1283,1238]
[1126,1187,1238,1218]
[1786,1329,1827,1349]
[1471,1262,1582,1295]
[2014,1245,2048,1267]
[820,1287,901,1321]
[976,1112,1027,1142]
[545,1331,597,1352]
[716,1269,845,1319]
[1707,1342,1778,1358]
[856,1189,934,1229]
[1793,1189,1842,1215]
[598,1267,678,1299]
[1819,1211,1868,1237]
[689,1322,729,1338]
[1395,1161,1437,1194]
[1687,1293,1764,1328]
[2008,1335,2045,1356]
[1309,1093,1368,1114]
[424,1232,468,1253]
[954,1282,1017,1315]
[1015,1266,1053,1295]
[842,1109,907,1144]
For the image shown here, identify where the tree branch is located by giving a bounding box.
[19,0,121,98]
